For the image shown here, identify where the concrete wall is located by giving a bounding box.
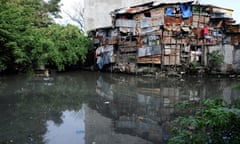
[209,44,240,73]
[83,0,155,31]
[233,47,240,72]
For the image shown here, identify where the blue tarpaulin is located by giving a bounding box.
[166,8,175,16]
[97,57,103,69]
[180,4,192,18]
[96,45,114,69]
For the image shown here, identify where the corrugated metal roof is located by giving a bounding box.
[153,0,194,6]
[112,0,194,15]
[198,4,234,12]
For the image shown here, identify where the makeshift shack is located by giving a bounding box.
[90,0,240,74]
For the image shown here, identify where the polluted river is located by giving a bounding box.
[0,71,240,144]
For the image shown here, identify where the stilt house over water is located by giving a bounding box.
[90,0,240,74]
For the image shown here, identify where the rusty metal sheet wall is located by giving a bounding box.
[140,17,164,28]
[115,19,137,27]
[141,27,160,35]
[164,16,182,26]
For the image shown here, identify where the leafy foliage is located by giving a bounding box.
[0,0,92,72]
[208,50,224,71]
[209,50,224,64]
[43,24,92,70]
[190,61,200,69]
[169,99,240,144]
[231,83,240,89]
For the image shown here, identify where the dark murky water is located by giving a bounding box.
[0,71,240,144]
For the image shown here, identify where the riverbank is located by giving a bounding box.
[81,64,240,79]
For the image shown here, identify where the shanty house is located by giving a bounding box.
[91,0,240,73]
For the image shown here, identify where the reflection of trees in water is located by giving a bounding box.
[0,73,96,144]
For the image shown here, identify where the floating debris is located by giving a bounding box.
[104,101,110,104]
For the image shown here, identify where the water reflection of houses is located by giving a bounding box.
[94,74,240,143]
[95,75,203,143]
[90,0,240,74]
[95,76,170,143]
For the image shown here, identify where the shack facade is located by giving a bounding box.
[91,0,240,74]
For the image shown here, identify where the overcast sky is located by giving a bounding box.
[55,0,83,26]
[58,0,240,25]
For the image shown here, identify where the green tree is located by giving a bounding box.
[0,0,91,72]
[35,24,91,71]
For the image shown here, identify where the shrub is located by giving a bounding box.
[169,99,240,144]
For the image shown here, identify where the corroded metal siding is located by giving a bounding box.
[138,46,161,57]
[140,17,164,28]
[115,19,137,27]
